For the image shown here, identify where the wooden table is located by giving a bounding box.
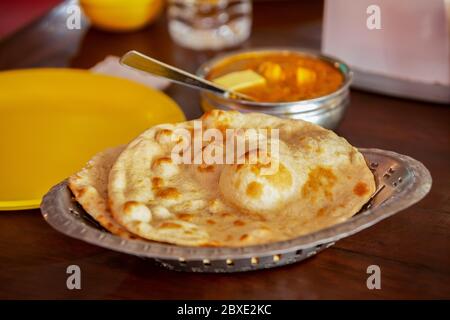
[1,1,449,299]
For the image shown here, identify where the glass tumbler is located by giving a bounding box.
[167,0,252,50]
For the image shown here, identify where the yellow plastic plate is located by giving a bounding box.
[0,68,185,211]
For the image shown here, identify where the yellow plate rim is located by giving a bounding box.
[0,68,185,211]
[0,199,42,211]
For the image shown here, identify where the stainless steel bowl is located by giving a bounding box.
[197,48,352,130]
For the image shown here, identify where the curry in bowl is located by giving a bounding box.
[206,51,344,103]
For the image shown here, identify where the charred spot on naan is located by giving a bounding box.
[201,109,234,125]
[239,234,249,241]
[201,109,238,133]
[262,163,293,188]
[123,200,141,214]
[176,213,194,221]
[151,156,179,178]
[317,207,326,217]
[238,228,273,244]
[151,177,164,189]
[246,181,263,198]
[159,221,182,229]
[301,166,337,202]
[197,164,216,172]
[200,241,222,247]
[155,187,181,199]
[353,181,369,197]
[123,201,152,223]
[71,185,88,198]
[154,128,174,144]
[153,156,173,165]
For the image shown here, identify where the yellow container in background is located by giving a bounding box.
[80,0,164,32]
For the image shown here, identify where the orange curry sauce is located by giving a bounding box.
[207,52,344,103]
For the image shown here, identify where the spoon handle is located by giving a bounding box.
[120,51,254,101]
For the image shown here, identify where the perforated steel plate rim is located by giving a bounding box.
[40,148,431,271]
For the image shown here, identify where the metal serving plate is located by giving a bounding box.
[41,149,431,273]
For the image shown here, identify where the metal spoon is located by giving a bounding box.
[120,50,256,101]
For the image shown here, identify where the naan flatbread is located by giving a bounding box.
[108,111,375,246]
[68,146,137,239]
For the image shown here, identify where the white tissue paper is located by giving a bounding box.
[90,55,171,90]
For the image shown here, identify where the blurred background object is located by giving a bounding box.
[322,0,450,103]
[80,0,164,32]
[0,0,61,39]
[167,0,252,50]
[91,55,171,89]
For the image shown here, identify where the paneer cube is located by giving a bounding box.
[296,67,317,86]
[212,69,266,92]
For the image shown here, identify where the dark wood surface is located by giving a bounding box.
[1,1,449,299]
